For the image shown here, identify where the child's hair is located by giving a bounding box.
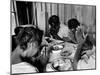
[48,15,60,27]
[16,27,43,50]
[68,18,80,30]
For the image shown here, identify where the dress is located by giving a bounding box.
[12,62,38,74]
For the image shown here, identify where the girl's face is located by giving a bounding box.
[21,41,39,58]
[71,25,80,32]
[71,28,76,32]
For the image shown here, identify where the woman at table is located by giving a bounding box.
[11,26,48,74]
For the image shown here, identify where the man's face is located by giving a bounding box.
[55,25,60,31]
[54,23,60,30]
[50,22,60,33]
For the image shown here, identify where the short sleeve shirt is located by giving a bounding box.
[58,24,69,38]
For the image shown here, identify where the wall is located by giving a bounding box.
[11,1,96,35]
[32,2,96,33]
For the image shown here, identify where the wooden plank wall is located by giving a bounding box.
[33,2,96,34]
[11,0,17,35]
[11,2,96,35]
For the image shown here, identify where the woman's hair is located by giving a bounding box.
[48,15,60,27]
[16,27,43,50]
[14,27,23,36]
[68,18,80,29]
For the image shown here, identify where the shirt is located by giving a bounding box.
[58,24,69,38]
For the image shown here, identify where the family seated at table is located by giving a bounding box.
[11,15,96,74]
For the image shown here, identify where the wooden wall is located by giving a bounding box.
[11,1,96,35]
[32,2,96,34]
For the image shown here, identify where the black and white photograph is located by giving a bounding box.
[11,0,96,74]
